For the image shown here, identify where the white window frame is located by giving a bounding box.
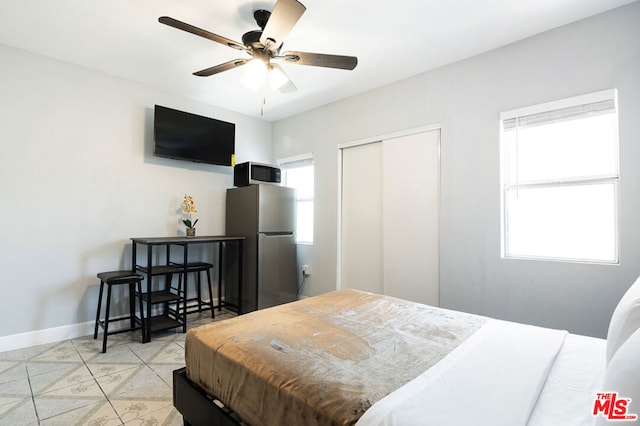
[500,89,619,264]
[278,153,314,245]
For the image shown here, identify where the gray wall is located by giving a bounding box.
[0,44,272,342]
[273,3,640,338]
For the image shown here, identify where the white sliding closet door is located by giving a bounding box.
[340,129,440,306]
[340,142,383,294]
[382,130,440,306]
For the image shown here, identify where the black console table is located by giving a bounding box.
[130,235,245,343]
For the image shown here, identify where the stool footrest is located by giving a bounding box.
[136,265,184,275]
[97,317,141,336]
[139,290,180,304]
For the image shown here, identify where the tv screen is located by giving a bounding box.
[153,105,235,166]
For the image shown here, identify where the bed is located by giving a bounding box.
[173,281,640,426]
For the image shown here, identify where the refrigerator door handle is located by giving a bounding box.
[259,231,294,237]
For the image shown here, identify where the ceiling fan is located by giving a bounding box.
[158,0,358,93]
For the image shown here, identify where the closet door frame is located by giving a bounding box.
[337,123,442,295]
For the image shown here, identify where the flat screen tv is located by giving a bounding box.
[153,105,235,166]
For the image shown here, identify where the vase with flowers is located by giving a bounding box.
[181,194,198,237]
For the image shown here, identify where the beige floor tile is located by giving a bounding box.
[0,305,228,425]
[0,396,29,416]
[39,400,121,426]
[110,399,173,423]
[93,365,142,396]
[81,344,142,365]
[0,397,38,425]
[37,377,105,399]
[123,403,183,426]
[102,365,172,400]
[34,394,105,422]
[14,342,60,361]
[147,342,185,364]
[25,360,83,378]
[126,340,175,363]
[147,363,183,388]
[0,349,27,362]
[86,363,140,380]
[0,376,32,396]
[0,361,26,384]
[29,341,85,364]
[30,363,95,396]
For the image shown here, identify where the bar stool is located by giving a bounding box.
[170,262,215,318]
[93,270,145,353]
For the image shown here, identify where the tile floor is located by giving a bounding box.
[0,310,234,426]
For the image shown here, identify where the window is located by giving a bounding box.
[500,89,619,263]
[279,154,314,244]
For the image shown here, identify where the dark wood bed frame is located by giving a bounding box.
[173,367,244,426]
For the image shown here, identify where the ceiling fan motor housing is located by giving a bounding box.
[242,30,264,50]
[243,9,283,53]
[253,9,271,29]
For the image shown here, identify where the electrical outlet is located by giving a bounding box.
[302,264,310,276]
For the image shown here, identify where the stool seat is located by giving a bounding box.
[97,271,144,284]
[94,270,144,353]
[169,262,215,318]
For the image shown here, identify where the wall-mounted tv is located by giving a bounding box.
[153,105,235,166]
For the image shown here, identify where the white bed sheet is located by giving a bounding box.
[357,320,606,426]
[357,319,568,426]
[528,333,606,425]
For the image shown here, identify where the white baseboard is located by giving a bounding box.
[0,321,95,353]
[0,299,222,353]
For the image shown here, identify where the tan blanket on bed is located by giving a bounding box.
[185,289,486,426]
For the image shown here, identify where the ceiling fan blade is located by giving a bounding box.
[159,16,247,51]
[279,51,358,70]
[270,63,297,93]
[260,0,306,52]
[193,59,249,77]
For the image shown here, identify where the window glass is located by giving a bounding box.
[504,113,618,184]
[284,165,314,199]
[295,200,314,244]
[279,155,314,244]
[501,90,618,263]
[505,184,616,262]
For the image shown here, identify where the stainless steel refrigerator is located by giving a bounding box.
[224,184,297,313]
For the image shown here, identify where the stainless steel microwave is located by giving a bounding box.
[233,161,282,187]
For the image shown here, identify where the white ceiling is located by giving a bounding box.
[0,0,635,121]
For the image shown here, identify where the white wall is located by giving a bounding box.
[273,3,640,338]
[0,44,272,344]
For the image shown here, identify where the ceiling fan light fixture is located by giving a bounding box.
[241,59,268,90]
[268,64,289,90]
[242,59,290,91]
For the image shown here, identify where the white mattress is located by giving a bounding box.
[357,320,606,426]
